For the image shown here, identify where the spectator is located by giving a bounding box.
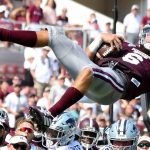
[15,117,46,149]
[4,84,28,128]
[96,115,107,128]
[15,118,34,143]
[24,47,35,87]
[113,100,122,121]
[123,4,141,44]
[141,8,150,29]
[136,116,145,135]
[68,103,80,121]
[30,46,53,97]
[3,135,29,150]
[137,136,150,150]
[0,80,9,106]
[49,74,57,87]
[80,107,95,121]
[37,87,51,110]
[26,0,43,24]
[48,49,60,78]
[57,7,68,26]
[129,97,142,112]
[79,102,98,120]
[21,85,31,98]
[22,0,32,8]
[9,6,27,23]
[64,72,73,87]
[7,75,21,93]
[103,22,112,33]
[42,0,56,25]
[83,12,100,43]
[49,74,68,105]
[0,0,13,10]
[28,94,37,107]
[100,105,110,121]
[120,104,140,121]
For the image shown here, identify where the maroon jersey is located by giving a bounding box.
[141,16,150,26]
[28,4,43,23]
[97,42,150,100]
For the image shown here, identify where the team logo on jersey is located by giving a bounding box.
[131,78,140,87]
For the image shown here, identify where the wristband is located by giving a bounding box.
[88,34,103,53]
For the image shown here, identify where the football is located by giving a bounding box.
[97,43,114,59]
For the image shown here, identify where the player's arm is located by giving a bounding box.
[85,32,124,61]
[0,28,49,47]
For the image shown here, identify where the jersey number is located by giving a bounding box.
[122,53,143,65]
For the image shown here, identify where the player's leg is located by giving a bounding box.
[49,66,124,117]
[49,67,93,117]
[0,28,49,47]
[27,67,93,131]
[46,26,93,80]
[28,67,125,131]
[27,27,125,130]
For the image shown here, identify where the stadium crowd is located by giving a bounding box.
[0,0,149,149]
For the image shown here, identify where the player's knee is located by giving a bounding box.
[81,67,93,79]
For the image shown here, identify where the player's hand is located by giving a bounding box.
[101,33,124,50]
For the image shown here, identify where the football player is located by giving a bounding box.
[0,25,150,130]
[0,109,10,147]
[44,112,83,150]
[105,119,139,150]
[79,118,99,150]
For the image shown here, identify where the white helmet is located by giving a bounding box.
[0,109,9,146]
[45,112,77,148]
[139,24,150,50]
[107,119,139,150]
[79,118,99,149]
[0,109,9,129]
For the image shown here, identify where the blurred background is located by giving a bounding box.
[0,0,149,135]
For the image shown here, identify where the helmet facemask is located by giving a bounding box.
[107,119,139,150]
[81,129,99,149]
[45,128,64,148]
[96,131,106,148]
[44,112,76,148]
[79,118,99,149]
[109,139,135,150]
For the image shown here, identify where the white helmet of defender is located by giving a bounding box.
[107,119,139,150]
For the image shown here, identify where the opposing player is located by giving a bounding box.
[105,119,139,150]
[0,109,10,147]
[0,24,150,129]
[43,112,83,150]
